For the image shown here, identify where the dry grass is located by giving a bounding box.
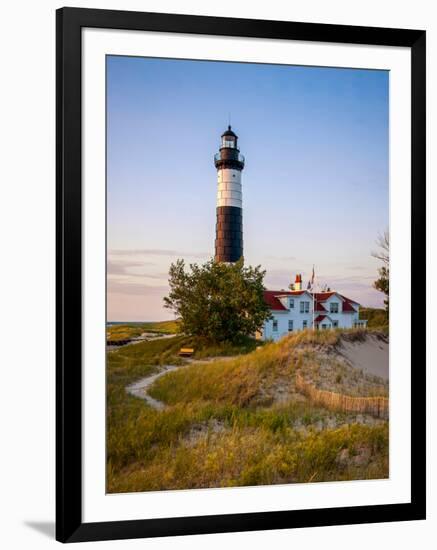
[107,328,389,493]
[149,329,384,406]
[108,422,388,492]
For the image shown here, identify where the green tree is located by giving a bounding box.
[164,258,271,343]
[372,230,389,315]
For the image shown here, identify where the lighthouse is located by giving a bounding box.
[214,126,245,262]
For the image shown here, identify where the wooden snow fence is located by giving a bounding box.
[295,372,389,419]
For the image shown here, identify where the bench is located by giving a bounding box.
[178,347,194,357]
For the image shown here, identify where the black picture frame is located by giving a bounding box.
[56,7,426,543]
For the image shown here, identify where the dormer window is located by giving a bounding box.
[330,302,339,313]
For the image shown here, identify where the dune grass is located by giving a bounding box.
[108,418,388,492]
[106,329,389,493]
[148,329,373,407]
[107,319,180,342]
[149,339,291,407]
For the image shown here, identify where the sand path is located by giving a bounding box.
[126,365,183,410]
[126,356,235,410]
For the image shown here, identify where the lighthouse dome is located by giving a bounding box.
[222,125,237,138]
[215,125,245,170]
[221,126,238,149]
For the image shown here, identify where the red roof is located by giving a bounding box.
[263,289,310,310]
[263,289,359,312]
[274,290,306,296]
[341,300,356,312]
[263,291,288,311]
[314,315,327,324]
[314,292,336,301]
[314,291,358,312]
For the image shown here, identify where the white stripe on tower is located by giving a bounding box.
[217,169,242,208]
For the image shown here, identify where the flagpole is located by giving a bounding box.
[312,265,315,331]
[312,289,315,330]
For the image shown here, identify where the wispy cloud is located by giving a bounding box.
[320,274,375,285]
[264,268,293,289]
[107,280,169,296]
[344,265,368,271]
[109,249,210,259]
[265,255,296,262]
[107,259,155,276]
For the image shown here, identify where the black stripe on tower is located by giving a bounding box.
[215,206,243,262]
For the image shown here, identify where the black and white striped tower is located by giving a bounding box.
[214,126,245,262]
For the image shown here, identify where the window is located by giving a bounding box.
[289,298,294,309]
[222,137,236,148]
[332,320,338,328]
[300,301,310,314]
[288,320,293,332]
[272,319,278,332]
[321,324,327,330]
[303,320,308,329]
[330,302,339,314]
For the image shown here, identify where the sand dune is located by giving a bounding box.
[339,334,389,381]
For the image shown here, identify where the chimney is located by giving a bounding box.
[294,273,302,291]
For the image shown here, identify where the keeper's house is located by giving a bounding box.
[260,274,367,341]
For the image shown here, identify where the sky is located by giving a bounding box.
[106,55,389,321]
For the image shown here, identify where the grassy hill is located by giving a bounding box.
[360,307,388,330]
[106,319,179,342]
[107,329,389,493]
